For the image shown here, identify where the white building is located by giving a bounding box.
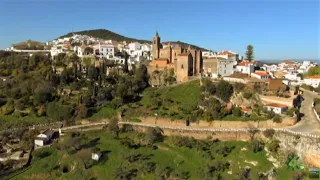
[251,71,269,80]
[217,57,234,77]
[202,51,215,58]
[261,64,278,73]
[284,73,301,81]
[235,61,255,75]
[93,43,114,59]
[264,103,288,114]
[50,46,64,57]
[303,75,320,88]
[216,50,239,65]
[34,130,55,147]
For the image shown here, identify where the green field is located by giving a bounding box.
[8,129,294,180]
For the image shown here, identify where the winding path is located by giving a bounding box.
[288,89,320,134]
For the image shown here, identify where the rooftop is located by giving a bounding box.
[304,75,320,79]
[241,107,252,112]
[265,103,287,108]
[217,50,236,55]
[238,61,254,66]
[252,71,268,76]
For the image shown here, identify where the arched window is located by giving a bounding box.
[181,64,184,69]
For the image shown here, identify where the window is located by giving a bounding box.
[154,40,156,44]
[224,70,226,74]
[181,64,184,69]
[225,64,226,68]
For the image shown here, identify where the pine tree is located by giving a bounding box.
[245,45,254,62]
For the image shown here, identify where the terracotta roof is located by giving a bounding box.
[268,79,285,91]
[218,51,236,55]
[265,103,287,108]
[238,61,254,66]
[252,71,268,76]
[227,73,249,78]
[304,75,320,79]
[241,107,252,112]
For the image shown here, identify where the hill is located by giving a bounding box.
[59,29,151,44]
[12,40,45,50]
[59,29,208,50]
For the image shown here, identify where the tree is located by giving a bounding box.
[88,66,98,80]
[216,80,233,102]
[233,82,245,93]
[145,127,163,145]
[108,117,119,138]
[307,66,320,76]
[245,45,254,62]
[267,139,280,152]
[251,139,265,153]
[263,129,275,139]
[273,114,282,123]
[233,106,242,117]
[84,47,94,55]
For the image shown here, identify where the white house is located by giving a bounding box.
[93,43,114,59]
[284,73,301,81]
[216,50,239,65]
[92,153,102,161]
[235,61,255,75]
[50,46,64,57]
[34,130,55,147]
[264,103,288,114]
[303,75,320,88]
[251,71,269,80]
[217,57,234,77]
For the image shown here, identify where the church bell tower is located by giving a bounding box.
[152,31,160,60]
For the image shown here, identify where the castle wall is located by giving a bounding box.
[159,48,171,60]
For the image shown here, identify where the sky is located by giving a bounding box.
[0,0,319,60]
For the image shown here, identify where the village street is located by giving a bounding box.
[288,89,320,134]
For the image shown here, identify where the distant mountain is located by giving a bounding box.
[59,29,208,51]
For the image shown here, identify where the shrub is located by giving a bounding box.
[145,127,163,145]
[267,139,280,152]
[251,139,265,153]
[273,114,282,123]
[243,92,253,99]
[263,129,275,138]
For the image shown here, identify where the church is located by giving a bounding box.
[148,32,203,83]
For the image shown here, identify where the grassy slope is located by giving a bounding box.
[12,131,292,180]
[141,80,201,107]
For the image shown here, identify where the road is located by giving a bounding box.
[287,89,320,134]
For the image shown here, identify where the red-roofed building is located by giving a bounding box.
[241,107,252,114]
[236,61,255,75]
[251,71,270,80]
[216,50,239,63]
[264,103,288,114]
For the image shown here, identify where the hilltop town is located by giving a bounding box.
[0,29,320,179]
